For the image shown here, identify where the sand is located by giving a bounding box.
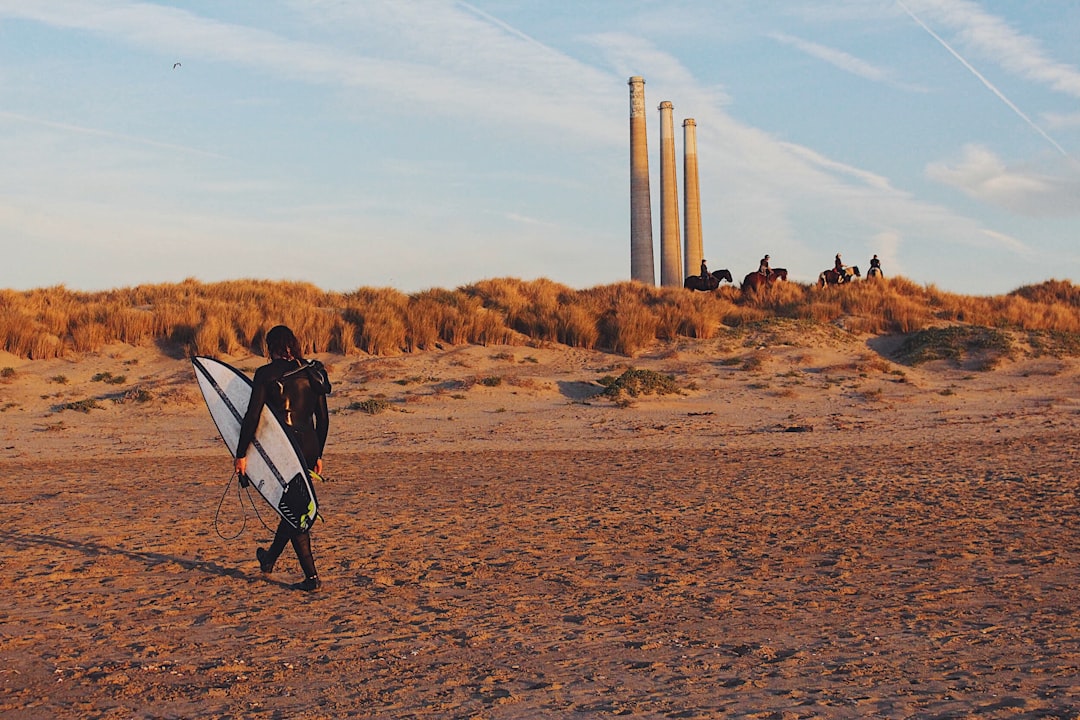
[1,328,1078,719]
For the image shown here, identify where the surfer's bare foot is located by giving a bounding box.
[294,576,321,592]
[256,548,273,574]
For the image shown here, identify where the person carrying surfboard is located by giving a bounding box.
[235,325,331,591]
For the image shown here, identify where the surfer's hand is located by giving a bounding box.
[234,456,247,476]
[314,458,323,476]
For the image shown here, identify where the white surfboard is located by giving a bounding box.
[192,356,318,531]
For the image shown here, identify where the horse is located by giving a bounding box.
[741,268,788,292]
[817,265,861,287]
[867,266,883,279]
[684,269,733,291]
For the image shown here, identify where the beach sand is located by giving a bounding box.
[1,329,1078,718]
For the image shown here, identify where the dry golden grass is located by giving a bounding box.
[0,276,1077,359]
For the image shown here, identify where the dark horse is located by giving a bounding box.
[741,268,788,292]
[818,265,861,287]
[684,269,733,291]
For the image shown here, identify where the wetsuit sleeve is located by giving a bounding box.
[236,370,269,458]
[315,391,329,460]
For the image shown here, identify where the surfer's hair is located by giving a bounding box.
[265,325,304,361]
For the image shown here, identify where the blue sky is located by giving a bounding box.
[1,1,1077,296]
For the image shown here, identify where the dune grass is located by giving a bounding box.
[0,276,1078,360]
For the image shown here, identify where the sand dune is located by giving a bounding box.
[1,330,1078,718]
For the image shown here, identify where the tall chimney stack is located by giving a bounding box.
[658,101,682,287]
[628,77,654,285]
[682,118,703,279]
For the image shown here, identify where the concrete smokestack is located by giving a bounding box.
[682,118,703,279]
[628,77,654,285]
[658,101,682,287]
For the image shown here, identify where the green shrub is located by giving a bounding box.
[349,399,390,415]
[894,326,1012,369]
[60,399,102,413]
[599,368,680,399]
[116,387,152,403]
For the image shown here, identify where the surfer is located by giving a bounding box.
[235,325,330,592]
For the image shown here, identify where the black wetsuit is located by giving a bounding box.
[238,358,329,466]
[236,358,330,580]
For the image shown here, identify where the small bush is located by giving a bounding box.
[741,353,766,372]
[115,387,152,404]
[349,399,391,414]
[599,368,680,400]
[0,367,14,379]
[893,326,1013,369]
[60,399,102,413]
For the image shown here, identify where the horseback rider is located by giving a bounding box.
[834,253,848,282]
[700,258,710,281]
[870,254,881,272]
[758,254,771,277]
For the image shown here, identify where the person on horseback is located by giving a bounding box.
[700,258,710,282]
[870,254,881,272]
[834,253,848,283]
[758,254,771,278]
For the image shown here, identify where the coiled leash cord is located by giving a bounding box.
[214,471,276,540]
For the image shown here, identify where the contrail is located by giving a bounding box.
[897,0,1071,159]
[0,109,228,159]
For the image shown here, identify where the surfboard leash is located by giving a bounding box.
[213,471,247,540]
[213,471,277,540]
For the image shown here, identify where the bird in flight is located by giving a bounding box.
[173,62,181,69]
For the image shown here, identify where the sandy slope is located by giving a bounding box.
[1,329,1078,718]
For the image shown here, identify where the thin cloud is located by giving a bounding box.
[0,110,228,159]
[979,229,1034,259]
[0,0,622,146]
[768,32,890,83]
[1044,111,1080,130]
[926,144,1080,216]
[777,142,896,192]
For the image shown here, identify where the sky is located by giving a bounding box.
[1,0,1078,297]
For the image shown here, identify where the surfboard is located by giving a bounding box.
[192,356,318,531]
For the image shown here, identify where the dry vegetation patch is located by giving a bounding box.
[2,277,1078,362]
[1024,329,1080,358]
[597,368,681,401]
[893,326,1014,370]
